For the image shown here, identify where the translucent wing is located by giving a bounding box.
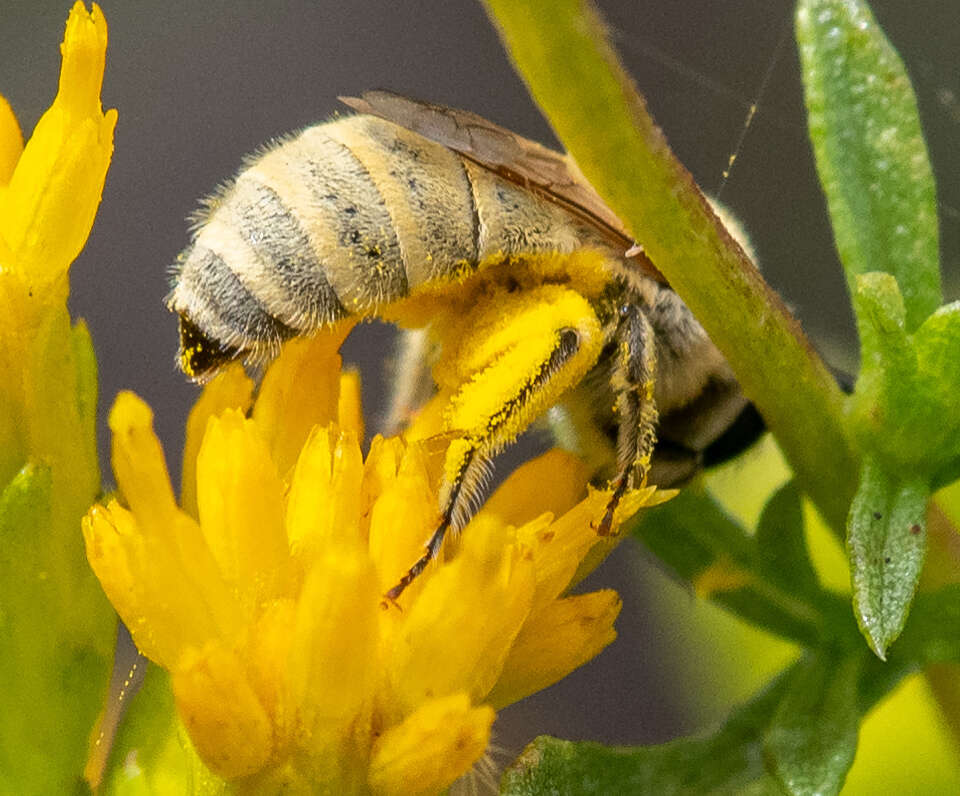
[339,90,665,283]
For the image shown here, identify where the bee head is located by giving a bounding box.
[176,314,242,383]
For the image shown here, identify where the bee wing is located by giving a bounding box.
[340,90,665,283]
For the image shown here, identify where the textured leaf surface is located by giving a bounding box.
[847,457,928,658]
[501,669,793,795]
[765,652,861,796]
[851,275,960,480]
[797,0,940,332]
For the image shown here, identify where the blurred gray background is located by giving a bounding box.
[2,0,957,760]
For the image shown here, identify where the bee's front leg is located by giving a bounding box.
[597,304,659,536]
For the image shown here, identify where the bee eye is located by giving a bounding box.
[619,304,631,317]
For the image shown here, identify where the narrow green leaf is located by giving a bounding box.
[483,0,857,534]
[847,456,929,658]
[765,651,861,796]
[633,490,830,646]
[851,275,960,482]
[756,481,820,599]
[845,274,960,548]
[849,273,917,459]
[501,666,795,795]
[71,318,100,461]
[796,0,941,333]
[914,303,960,481]
[0,462,52,577]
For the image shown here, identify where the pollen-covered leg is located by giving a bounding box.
[385,285,606,601]
[597,305,658,536]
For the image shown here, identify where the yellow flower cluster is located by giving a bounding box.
[84,328,666,793]
[0,4,118,792]
[0,0,114,507]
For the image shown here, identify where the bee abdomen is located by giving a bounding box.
[169,113,597,371]
[172,244,296,355]
[225,176,349,329]
[322,116,480,288]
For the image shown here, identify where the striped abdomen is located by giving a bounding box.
[168,114,608,376]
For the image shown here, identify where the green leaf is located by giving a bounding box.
[914,303,960,484]
[849,273,915,458]
[755,481,820,599]
[796,0,941,333]
[632,489,832,646]
[851,276,960,480]
[0,464,112,794]
[72,318,100,464]
[501,666,795,795]
[764,652,861,796]
[101,665,226,796]
[847,456,929,658]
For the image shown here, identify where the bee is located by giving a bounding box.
[168,91,763,600]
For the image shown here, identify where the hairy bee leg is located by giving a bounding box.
[384,328,436,434]
[384,518,451,603]
[385,286,606,601]
[597,305,658,536]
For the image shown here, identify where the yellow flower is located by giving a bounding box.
[0,0,115,498]
[84,330,667,793]
[0,4,117,792]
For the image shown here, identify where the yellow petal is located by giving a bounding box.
[0,1,115,283]
[568,485,673,592]
[359,435,403,527]
[480,448,590,527]
[0,94,23,185]
[486,590,621,709]
[194,410,289,602]
[368,693,494,796]
[58,2,110,120]
[107,391,243,646]
[391,520,535,711]
[338,368,364,440]
[245,598,297,741]
[109,391,179,523]
[172,642,274,780]
[82,503,219,666]
[287,549,380,741]
[515,490,610,607]
[367,441,438,596]
[253,323,353,477]
[181,363,253,518]
[286,426,364,560]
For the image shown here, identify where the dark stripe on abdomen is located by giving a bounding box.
[296,128,409,311]
[228,178,347,328]
[176,245,296,349]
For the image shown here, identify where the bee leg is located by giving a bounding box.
[384,328,437,434]
[597,305,658,536]
[385,286,606,601]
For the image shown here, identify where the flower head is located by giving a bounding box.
[84,329,666,792]
[0,0,115,496]
[0,4,118,791]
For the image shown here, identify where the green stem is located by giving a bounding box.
[482,0,858,532]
